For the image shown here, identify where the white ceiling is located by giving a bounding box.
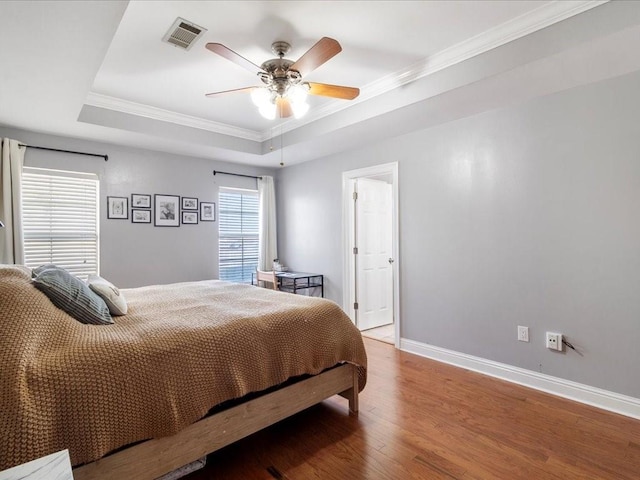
[2,1,639,168]
[90,0,547,133]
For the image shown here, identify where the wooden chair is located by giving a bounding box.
[256,270,278,290]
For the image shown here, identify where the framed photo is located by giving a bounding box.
[107,196,128,219]
[131,194,151,208]
[182,197,198,210]
[154,194,180,227]
[200,202,215,222]
[132,209,151,224]
[182,211,198,225]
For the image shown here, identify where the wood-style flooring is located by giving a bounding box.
[186,338,640,479]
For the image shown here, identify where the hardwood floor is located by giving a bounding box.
[185,338,640,479]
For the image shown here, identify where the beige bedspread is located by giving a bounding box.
[0,265,367,470]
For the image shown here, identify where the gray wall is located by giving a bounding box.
[0,126,275,288]
[277,70,640,399]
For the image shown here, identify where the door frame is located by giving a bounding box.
[342,162,400,348]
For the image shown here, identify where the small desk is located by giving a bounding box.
[253,271,324,297]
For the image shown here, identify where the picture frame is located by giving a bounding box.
[107,196,128,219]
[154,194,180,227]
[132,209,151,224]
[182,211,198,225]
[131,194,151,209]
[200,202,215,222]
[182,197,198,210]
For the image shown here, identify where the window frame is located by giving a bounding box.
[218,187,259,284]
[21,166,100,280]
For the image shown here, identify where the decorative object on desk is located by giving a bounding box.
[132,209,151,224]
[155,194,180,227]
[182,211,198,225]
[182,197,198,210]
[131,194,151,208]
[272,260,288,272]
[107,196,128,219]
[200,202,215,222]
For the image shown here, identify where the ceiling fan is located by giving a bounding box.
[205,37,360,120]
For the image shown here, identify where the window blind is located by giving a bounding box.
[22,167,99,280]
[219,188,259,283]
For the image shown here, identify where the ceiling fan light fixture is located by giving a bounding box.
[291,101,310,119]
[207,38,358,120]
[251,88,270,107]
[259,102,277,120]
[288,83,309,104]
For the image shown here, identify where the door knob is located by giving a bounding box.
[388,258,394,264]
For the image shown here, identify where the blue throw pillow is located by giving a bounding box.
[31,263,58,278]
[33,267,113,325]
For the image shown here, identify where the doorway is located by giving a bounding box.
[342,162,399,347]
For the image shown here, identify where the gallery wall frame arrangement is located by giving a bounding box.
[106,194,216,226]
[200,202,215,222]
[132,209,151,224]
[182,211,198,225]
[107,196,128,219]
[131,194,151,209]
[155,194,180,227]
[182,197,198,210]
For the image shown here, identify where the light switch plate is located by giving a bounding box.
[518,326,529,342]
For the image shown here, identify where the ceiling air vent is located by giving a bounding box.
[162,17,207,51]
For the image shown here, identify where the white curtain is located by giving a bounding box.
[258,175,278,271]
[0,138,25,264]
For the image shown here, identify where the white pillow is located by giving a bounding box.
[87,274,127,316]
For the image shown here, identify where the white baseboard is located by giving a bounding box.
[400,338,640,420]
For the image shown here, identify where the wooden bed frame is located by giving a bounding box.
[72,363,359,480]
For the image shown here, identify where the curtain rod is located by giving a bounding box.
[17,144,108,162]
[213,170,262,180]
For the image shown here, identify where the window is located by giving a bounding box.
[22,167,99,280]
[218,188,258,283]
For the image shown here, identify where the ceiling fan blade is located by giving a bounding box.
[308,82,360,100]
[290,37,342,77]
[205,86,257,98]
[276,97,293,118]
[205,43,265,74]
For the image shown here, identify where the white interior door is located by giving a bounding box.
[355,178,393,330]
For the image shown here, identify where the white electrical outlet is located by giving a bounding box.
[517,326,529,342]
[546,332,563,351]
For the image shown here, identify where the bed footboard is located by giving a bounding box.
[73,363,359,480]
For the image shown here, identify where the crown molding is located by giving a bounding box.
[83,92,263,142]
[365,0,609,99]
[272,0,609,137]
[85,1,608,143]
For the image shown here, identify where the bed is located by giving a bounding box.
[0,265,367,479]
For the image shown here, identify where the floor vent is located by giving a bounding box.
[162,17,207,51]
